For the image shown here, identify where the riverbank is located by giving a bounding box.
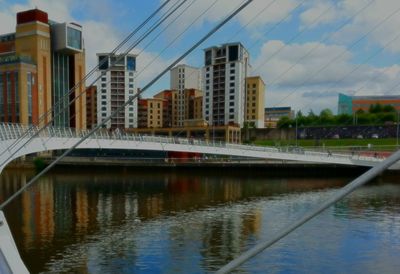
[5,155,372,176]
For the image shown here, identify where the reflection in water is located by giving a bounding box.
[0,169,399,273]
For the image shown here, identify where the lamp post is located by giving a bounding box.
[397,111,399,148]
[295,112,298,147]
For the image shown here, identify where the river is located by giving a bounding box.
[1,167,399,273]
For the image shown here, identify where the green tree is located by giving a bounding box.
[319,108,335,125]
[369,103,382,113]
[335,114,352,125]
[382,105,396,113]
[277,116,292,128]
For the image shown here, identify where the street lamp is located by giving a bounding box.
[397,111,399,148]
[295,112,298,147]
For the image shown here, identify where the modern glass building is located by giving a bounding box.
[0,9,87,129]
[338,93,353,115]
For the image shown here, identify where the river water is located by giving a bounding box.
[1,167,399,274]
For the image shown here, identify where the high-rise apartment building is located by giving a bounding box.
[245,76,265,128]
[202,42,249,127]
[96,53,137,129]
[0,8,86,128]
[170,64,201,127]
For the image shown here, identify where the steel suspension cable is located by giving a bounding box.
[300,33,400,142]
[0,0,174,156]
[0,0,254,211]
[268,4,400,113]
[0,0,189,167]
[216,147,400,273]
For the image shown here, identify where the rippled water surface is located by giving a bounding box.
[1,168,400,273]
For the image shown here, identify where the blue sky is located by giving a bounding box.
[1,0,400,113]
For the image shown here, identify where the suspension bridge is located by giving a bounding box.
[0,123,397,174]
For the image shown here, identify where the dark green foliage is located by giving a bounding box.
[33,157,46,172]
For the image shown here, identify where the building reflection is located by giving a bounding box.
[0,168,361,273]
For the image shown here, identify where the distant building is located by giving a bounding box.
[96,53,137,129]
[202,42,250,127]
[338,93,400,115]
[138,98,165,128]
[0,8,86,128]
[86,86,97,129]
[265,107,294,128]
[338,93,353,115]
[245,76,265,128]
[154,89,178,127]
[170,64,201,127]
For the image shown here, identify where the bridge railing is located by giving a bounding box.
[0,123,385,162]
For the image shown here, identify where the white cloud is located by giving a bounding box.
[160,0,299,35]
[1,0,174,92]
[254,40,400,113]
[323,0,400,53]
[0,9,14,34]
[299,0,341,28]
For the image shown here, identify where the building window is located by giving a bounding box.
[229,96,234,100]
[230,63,235,67]
[67,26,82,50]
[230,76,235,81]
[230,89,235,94]
[230,83,234,87]
[27,72,33,123]
[101,107,106,111]
[127,56,136,71]
[230,69,235,74]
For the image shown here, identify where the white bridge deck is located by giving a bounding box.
[0,123,397,173]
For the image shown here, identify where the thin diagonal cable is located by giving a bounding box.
[288,31,400,141]
[258,0,374,88]
[0,0,254,211]
[170,0,305,137]
[216,147,400,273]
[270,5,400,111]
[285,30,400,114]
[133,0,222,80]
[251,2,336,74]
[31,0,221,148]
[0,0,189,167]
[0,0,176,156]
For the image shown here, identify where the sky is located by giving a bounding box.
[1,0,400,114]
